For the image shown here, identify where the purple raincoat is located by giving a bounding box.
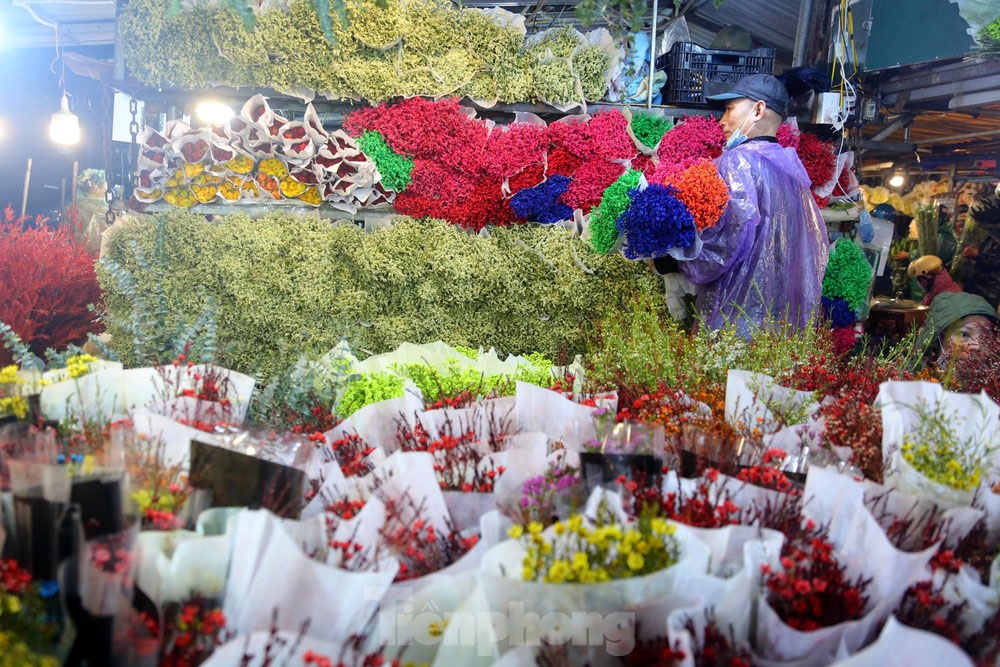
[679,140,829,336]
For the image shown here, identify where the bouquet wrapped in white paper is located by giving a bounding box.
[753,466,936,665]
[878,381,999,509]
[725,370,819,435]
[478,487,711,664]
[39,359,125,424]
[324,392,425,452]
[79,521,140,617]
[372,511,510,666]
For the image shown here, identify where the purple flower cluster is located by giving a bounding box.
[519,465,582,510]
[822,296,857,328]
[517,463,584,525]
[616,184,696,259]
[510,175,573,224]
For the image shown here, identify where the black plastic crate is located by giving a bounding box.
[657,42,776,107]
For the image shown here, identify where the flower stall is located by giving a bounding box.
[6,0,1000,664]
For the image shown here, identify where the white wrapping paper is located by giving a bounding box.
[39,361,125,423]
[515,381,601,450]
[135,529,232,606]
[224,509,398,644]
[725,370,819,433]
[828,616,973,667]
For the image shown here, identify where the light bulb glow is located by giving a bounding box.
[195,101,234,126]
[889,174,905,188]
[50,94,80,146]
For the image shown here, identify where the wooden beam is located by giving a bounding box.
[861,139,916,152]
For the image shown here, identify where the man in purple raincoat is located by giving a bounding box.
[679,74,829,336]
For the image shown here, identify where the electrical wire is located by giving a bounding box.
[826,0,862,200]
[15,1,57,29]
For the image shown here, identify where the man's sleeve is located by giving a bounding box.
[679,152,761,285]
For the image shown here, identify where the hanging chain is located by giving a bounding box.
[128,96,140,194]
[102,88,116,226]
[105,187,115,226]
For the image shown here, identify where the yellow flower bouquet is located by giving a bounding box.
[509,513,680,583]
[478,492,710,660]
[0,365,28,420]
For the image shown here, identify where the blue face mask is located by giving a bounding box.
[723,106,759,151]
[723,128,748,151]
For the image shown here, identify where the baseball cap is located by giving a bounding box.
[705,74,789,118]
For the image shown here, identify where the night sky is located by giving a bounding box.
[0,45,112,219]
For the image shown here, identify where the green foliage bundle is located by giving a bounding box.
[98,212,664,382]
[337,371,405,417]
[97,217,218,366]
[822,238,873,313]
[120,0,613,104]
[585,292,832,396]
[356,131,413,191]
[395,354,553,405]
[630,112,673,148]
[588,169,642,254]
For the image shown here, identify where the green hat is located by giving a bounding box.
[914,291,1000,354]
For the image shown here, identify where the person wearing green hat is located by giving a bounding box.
[914,291,1000,364]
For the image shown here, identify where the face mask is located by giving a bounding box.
[723,104,760,151]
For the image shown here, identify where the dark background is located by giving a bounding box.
[0,45,112,219]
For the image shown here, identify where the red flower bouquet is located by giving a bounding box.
[795,130,837,189]
[560,159,626,213]
[482,122,548,181]
[344,98,489,175]
[763,529,871,632]
[653,115,724,181]
[545,147,584,178]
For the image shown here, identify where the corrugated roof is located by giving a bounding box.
[862,56,1000,166]
[2,0,116,47]
[864,105,1000,165]
[684,0,800,60]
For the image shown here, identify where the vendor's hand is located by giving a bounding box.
[963,246,980,258]
[893,250,910,262]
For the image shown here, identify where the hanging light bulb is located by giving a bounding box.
[194,100,234,126]
[888,171,905,188]
[50,93,80,146]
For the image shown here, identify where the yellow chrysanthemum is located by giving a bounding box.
[0,365,22,385]
[546,560,571,584]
